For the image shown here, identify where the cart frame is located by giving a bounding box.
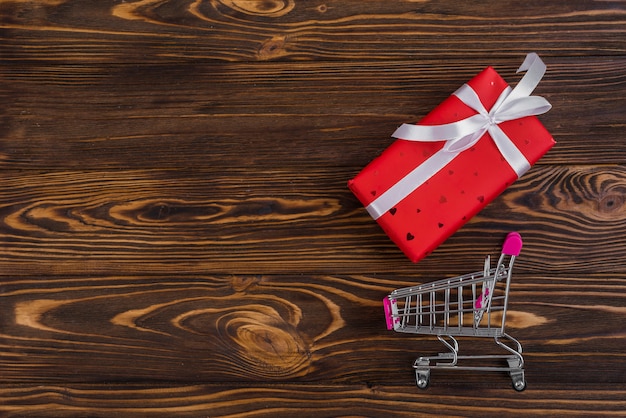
[383,232,526,391]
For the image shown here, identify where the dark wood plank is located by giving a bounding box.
[2,58,625,169]
[1,165,625,276]
[0,273,624,384]
[2,0,626,415]
[1,0,625,63]
[1,383,625,417]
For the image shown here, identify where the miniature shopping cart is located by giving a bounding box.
[383,232,526,391]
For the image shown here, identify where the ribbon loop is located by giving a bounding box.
[495,96,552,121]
[443,128,487,153]
[366,53,551,220]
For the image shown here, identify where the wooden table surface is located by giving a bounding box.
[2,0,625,416]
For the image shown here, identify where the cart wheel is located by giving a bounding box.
[415,371,430,390]
[513,379,527,392]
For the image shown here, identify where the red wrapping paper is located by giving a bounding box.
[348,66,555,262]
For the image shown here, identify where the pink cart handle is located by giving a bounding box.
[383,297,394,330]
[502,232,523,256]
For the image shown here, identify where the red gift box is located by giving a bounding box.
[349,54,555,262]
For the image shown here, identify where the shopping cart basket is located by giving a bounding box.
[383,232,526,391]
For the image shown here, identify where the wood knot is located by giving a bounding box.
[599,194,623,214]
[201,309,310,378]
[230,275,261,292]
[217,0,295,17]
[257,35,288,60]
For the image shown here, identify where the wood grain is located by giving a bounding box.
[2,59,626,169]
[1,273,624,384]
[1,384,625,417]
[2,0,625,63]
[1,165,625,276]
[2,0,626,415]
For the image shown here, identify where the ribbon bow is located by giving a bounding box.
[366,53,552,220]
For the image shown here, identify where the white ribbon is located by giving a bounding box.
[366,53,552,219]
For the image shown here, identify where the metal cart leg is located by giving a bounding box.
[413,358,431,389]
[435,334,459,366]
[507,357,527,391]
[413,334,459,389]
[496,333,526,391]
